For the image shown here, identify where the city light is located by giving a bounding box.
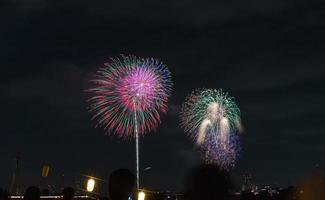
[86,178,95,192]
[138,191,145,200]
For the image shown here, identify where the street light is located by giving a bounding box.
[138,191,145,200]
[86,178,95,192]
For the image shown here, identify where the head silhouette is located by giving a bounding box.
[0,188,9,200]
[109,169,135,200]
[62,187,75,200]
[185,164,231,200]
[24,186,41,200]
[300,171,325,200]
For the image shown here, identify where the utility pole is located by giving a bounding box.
[10,152,21,195]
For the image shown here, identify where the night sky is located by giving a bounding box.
[1,0,324,192]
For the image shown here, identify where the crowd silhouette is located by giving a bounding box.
[1,165,324,200]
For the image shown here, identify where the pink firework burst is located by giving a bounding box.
[118,67,158,111]
[87,55,172,138]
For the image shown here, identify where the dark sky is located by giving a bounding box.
[1,0,324,192]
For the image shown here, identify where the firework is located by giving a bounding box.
[203,133,241,169]
[180,89,242,169]
[87,55,172,138]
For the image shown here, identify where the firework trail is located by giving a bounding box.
[87,55,172,190]
[180,89,242,169]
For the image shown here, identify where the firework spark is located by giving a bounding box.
[87,55,172,138]
[180,89,242,169]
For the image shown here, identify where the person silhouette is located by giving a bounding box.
[0,188,9,200]
[184,164,232,200]
[62,187,75,200]
[109,169,135,200]
[24,186,41,200]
